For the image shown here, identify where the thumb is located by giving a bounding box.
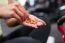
[5,18,18,27]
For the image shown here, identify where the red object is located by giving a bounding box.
[58,17,65,43]
[58,25,65,43]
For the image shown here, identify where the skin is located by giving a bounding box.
[0,2,46,28]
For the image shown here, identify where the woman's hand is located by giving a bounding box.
[0,2,46,28]
[0,5,13,18]
[23,15,46,28]
[9,2,46,28]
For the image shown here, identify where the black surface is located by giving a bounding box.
[0,19,62,43]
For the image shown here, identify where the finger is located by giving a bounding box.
[14,2,29,15]
[5,18,18,27]
[10,3,29,21]
[36,18,46,26]
[37,22,44,26]
[12,11,22,23]
[38,19,46,25]
[0,5,13,19]
[9,2,29,15]
[9,4,23,22]
[14,6,28,21]
[23,22,38,28]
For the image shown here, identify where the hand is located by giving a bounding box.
[0,2,29,27]
[8,2,29,22]
[9,2,46,28]
[0,2,46,28]
[23,15,46,28]
[0,5,13,18]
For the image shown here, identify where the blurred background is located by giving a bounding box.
[0,0,65,43]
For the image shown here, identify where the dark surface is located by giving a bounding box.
[0,19,61,43]
[4,37,42,43]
